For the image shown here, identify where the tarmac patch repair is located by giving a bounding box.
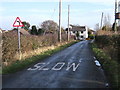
[27,62,80,72]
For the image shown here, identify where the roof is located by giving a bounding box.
[0,29,8,33]
[70,25,86,31]
[8,29,30,35]
[89,29,96,32]
[19,28,30,35]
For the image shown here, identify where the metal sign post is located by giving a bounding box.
[13,17,24,60]
[17,27,21,60]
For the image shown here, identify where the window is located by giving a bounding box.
[81,36,83,38]
[73,31,75,33]
[81,31,83,33]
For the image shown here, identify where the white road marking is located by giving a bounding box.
[51,62,65,71]
[28,62,80,71]
[66,63,80,72]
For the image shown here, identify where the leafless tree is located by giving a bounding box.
[103,14,112,30]
[41,20,58,35]
[94,23,100,31]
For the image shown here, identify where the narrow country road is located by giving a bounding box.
[2,40,108,88]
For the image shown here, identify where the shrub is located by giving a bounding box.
[92,34,120,88]
[2,31,74,66]
[95,35,120,62]
[91,44,119,88]
[89,34,95,39]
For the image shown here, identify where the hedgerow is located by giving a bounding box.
[92,34,120,88]
[95,35,120,62]
[2,31,74,67]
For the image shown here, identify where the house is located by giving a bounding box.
[0,28,2,33]
[88,29,96,35]
[69,25,88,40]
[0,28,7,33]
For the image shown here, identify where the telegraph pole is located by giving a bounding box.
[58,0,62,42]
[100,12,104,29]
[67,5,70,41]
[17,27,21,57]
[114,0,118,32]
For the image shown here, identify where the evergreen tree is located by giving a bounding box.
[21,21,30,30]
[38,28,44,35]
[31,25,38,35]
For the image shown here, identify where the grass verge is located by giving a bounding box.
[91,43,119,88]
[2,40,79,74]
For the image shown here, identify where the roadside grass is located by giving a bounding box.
[2,40,79,74]
[91,43,119,88]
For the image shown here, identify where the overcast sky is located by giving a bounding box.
[0,0,115,30]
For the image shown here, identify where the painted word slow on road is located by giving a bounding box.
[27,62,80,71]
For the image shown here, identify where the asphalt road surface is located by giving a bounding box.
[3,40,108,88]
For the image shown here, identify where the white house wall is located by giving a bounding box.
[70,26,88,40]
[70,31,75,35]
[85,26,88,38]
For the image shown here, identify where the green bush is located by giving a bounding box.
[89,34,95,39]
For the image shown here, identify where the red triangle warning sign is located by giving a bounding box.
[13,17,24,27]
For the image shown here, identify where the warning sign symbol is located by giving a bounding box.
[13,17,24,27]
